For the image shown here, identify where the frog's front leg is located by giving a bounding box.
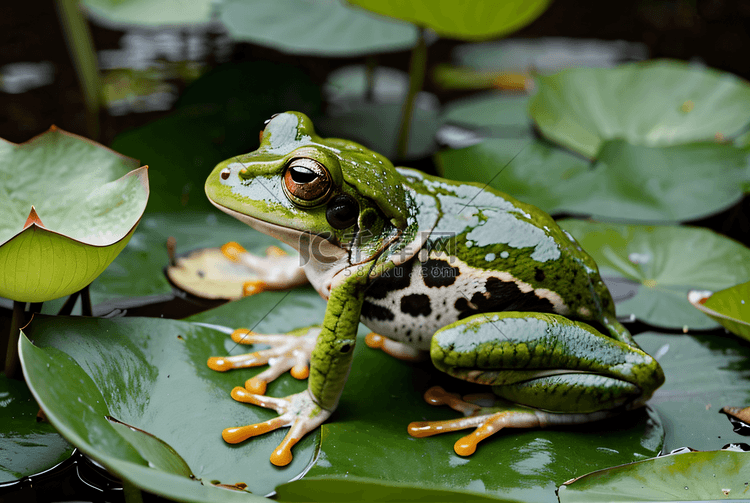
[409,312,664,456]
[218,272,365,466]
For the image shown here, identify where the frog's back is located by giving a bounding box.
[360,170,617,350]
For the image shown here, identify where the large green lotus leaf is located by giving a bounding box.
[82,0,214,26]
[633,332,750,452]
[112,61,321,214]
[530,60,750,158]
[557,331,750,501]
[437,99,749,222]
[558,450,750,502]
[451,38,648,73]
[276,477,520,502]
[440,92,531,134]
[218,0,417,57]
[558,220,750,330]
[348,0,550,41]
[435,137,591,215]
[189,296,663,502]
[561,139,749,222]
[18,309,324,499]
[88,211,281,308]
[288,338,663,502]
[0,128,148,302]
[690,282,750,341]
[317,100,440,160]
[0,373,73,482]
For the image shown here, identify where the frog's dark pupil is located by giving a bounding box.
[290,166,317,184]
[326,194,358,229]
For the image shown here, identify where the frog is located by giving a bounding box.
[204,111,665,467]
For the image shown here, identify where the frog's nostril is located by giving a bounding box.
[220,167,231,180]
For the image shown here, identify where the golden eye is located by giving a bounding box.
[283,158,332,207]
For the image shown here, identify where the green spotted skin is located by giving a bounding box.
[431,312,664,413]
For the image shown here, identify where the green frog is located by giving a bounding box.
[204,112,664,467]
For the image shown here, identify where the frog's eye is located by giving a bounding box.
[283,158,333,207]
[326,194,358,229]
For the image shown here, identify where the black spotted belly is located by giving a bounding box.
[360,256,560,351]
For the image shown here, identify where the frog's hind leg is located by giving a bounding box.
[207,326,320,394]
[220,241,308,295]
[408,386,612,456]
[365,332,428,362]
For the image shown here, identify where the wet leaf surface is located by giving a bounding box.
[436,135,749,223]
[0,128,148,302]
[349,0,551,40]
[219,0,417,56]
[19,311,319,500]
[558,449,750,502]
[0,373,73,483]
[558,220,750,329]
[529,60,750,158]
[690,281,750,341]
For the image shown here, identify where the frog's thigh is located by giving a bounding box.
[430,312,642,413]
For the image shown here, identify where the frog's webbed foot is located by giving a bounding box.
[207,326,320,394]
[364,333,428,362]
[408,386,611,456]
[221,242,307,296]
[223,388,331,466]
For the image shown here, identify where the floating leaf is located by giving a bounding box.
[348,0,551,41]
[0,373,73,483]
[440,92,531,134]
[632,332,750,453]
[452,38,648,74]
[0,127,148,302]
[529,60,750,158]
[558,450,750,502]
[191,296,663,502]
[558,220,750,329]
[111,61,321,213]
[19,311,320,500]
[82,0,215,26]
[89,211,282,308]
[289,335,663,503]
[689,282,750,341]
[435,137,588,215]
[219,0,417,56]
[318,100,440,160]
[437,108,748,223]
[276,477,520,502]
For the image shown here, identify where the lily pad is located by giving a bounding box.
[0,373,73,483]
[634,332,750,453]
[191,295,663,502]
[219,0,417,57]
[317,100,440,161]
[440,92,531,135]
[436,109,749,223]
[349,0,551,41]
[529,60,750,158]
[0,127,148,302]
[82,0,215,26]
[689,282,750,341]
[558,220,750,330]
[18,308,321,499]
[111,61,321,214]
[89,211,282,308]
[452,38,649,74]
[558,449,750,502]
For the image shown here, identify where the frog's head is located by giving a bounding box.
[205,112,416,295]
